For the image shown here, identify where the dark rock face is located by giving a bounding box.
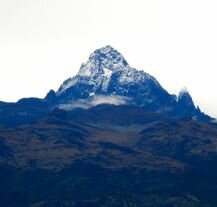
[45,89,58,104]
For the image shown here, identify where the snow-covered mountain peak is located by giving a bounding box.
[90,45,128,67]
[57,46,160,95]
[178,87,195,110]
[92,45,119,56]
[78,45,128,77]
[179,87,189,94]
[178,87,191,100]
[50,46,212,122]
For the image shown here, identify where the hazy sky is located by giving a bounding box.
[0,0,217,117]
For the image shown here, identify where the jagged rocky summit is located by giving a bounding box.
[46,45,210,121]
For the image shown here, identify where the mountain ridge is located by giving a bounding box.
[0,45,213,128]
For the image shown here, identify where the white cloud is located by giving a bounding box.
[58,95,131,111]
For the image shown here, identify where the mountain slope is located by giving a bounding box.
[1,105,217,206]
[0,98,52,128]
